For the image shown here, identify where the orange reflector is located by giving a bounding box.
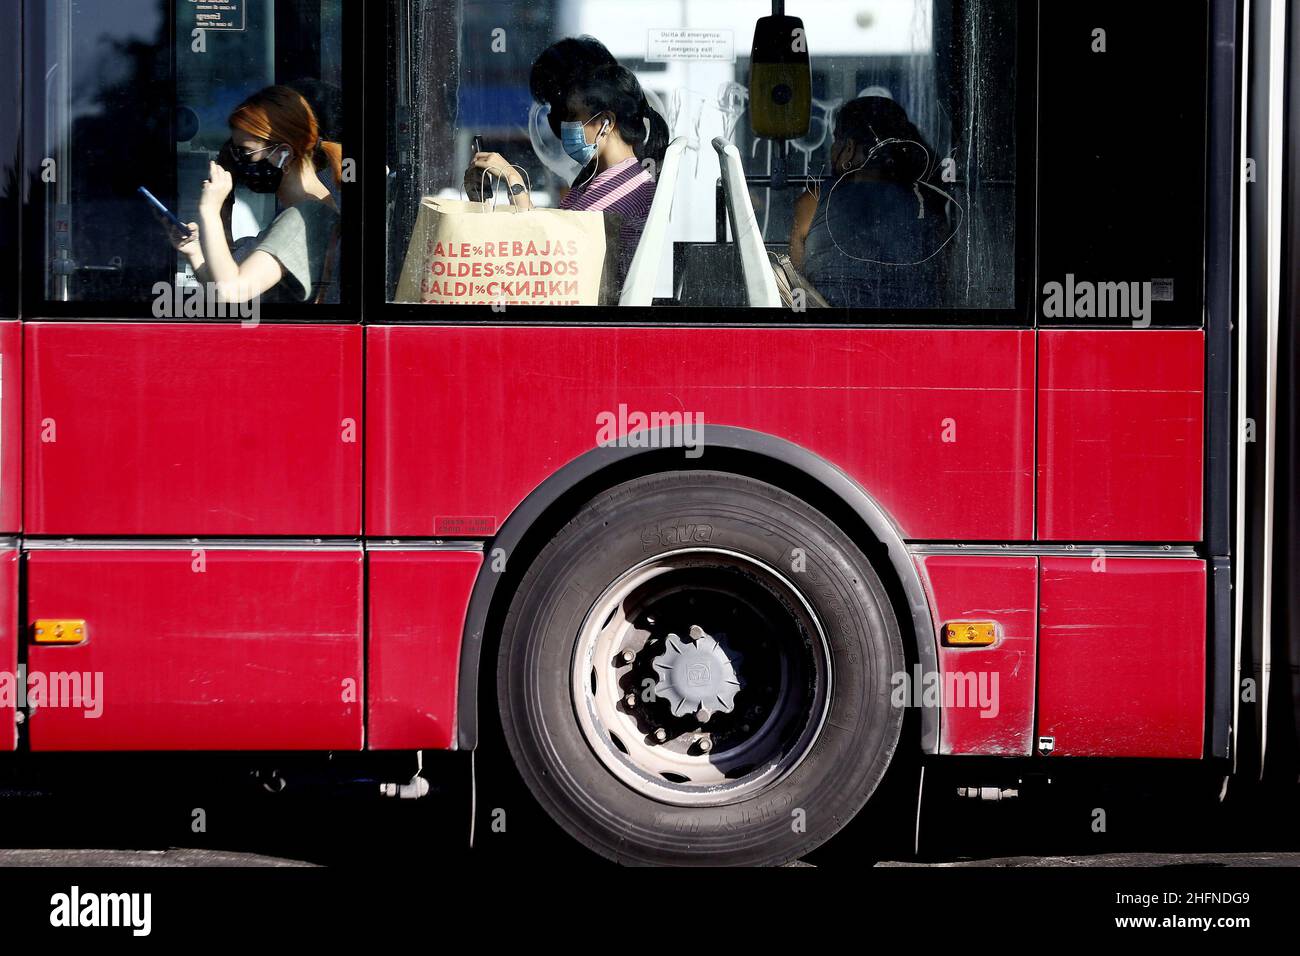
[33,619,88,645]
[942,621,997,647]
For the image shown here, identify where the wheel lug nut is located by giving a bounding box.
[653,728,668,742]
[624,693,636,708]
[619,649,635,664]
[697,737,713,753]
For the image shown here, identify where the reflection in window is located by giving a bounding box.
[387,0,1017,312]
[30,0,344,307]
[0,0,18,318]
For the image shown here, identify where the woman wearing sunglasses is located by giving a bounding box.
[173,85,341,305]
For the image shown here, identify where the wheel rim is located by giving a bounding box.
[571,547,832,807]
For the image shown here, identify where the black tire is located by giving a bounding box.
[496,470,905,866]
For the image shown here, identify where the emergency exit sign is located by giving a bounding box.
[187,0,246,32]
[647,29,735,64]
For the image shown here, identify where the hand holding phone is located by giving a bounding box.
[469,136,494,199]
[139,186,201,263]
[138,186,188,239]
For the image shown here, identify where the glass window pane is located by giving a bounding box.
[1037,1,1205,327]
[0,0,18,319]
[26,0,348,312]
[386,0,1019,314]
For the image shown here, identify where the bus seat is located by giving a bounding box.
[711,137,782,308]
[618,136,688,307]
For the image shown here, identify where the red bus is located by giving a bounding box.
[0,0,1294,867]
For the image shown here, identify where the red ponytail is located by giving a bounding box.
[229,85,342,184]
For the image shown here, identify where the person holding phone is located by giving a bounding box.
[172,85,341,305]
[464,38,668,288]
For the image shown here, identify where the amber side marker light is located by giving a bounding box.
[33,620,88,645]
[942,621,997,647]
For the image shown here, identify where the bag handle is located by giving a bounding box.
[477,167,502,209]
[505,164,531,204]
[471,164,533,210]
[768,251,829,309]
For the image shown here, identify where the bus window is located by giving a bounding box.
[25,0,350,313]
[0,0,18,319]
[1036,2,1206,328]
[386,0,1020,315]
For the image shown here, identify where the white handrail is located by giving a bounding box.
[1257,0,1287,775]
[1231,0,1251,777]
[712,137,781,307]
[619,137,688,306]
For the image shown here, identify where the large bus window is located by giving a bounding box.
[386,0,1020,314]
[0,0,18,319]
[24,0,350,314]
[1037,1,1206,328]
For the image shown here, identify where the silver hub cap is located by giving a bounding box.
[571,548,831,807]
[652,625,743,719]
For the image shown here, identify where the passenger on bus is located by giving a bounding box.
[464,39,668,289]
[790,96,950,310]
[173,86,342,305]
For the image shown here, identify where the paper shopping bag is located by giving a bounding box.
[395,197,609,305]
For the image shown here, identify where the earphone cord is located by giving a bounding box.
[823,136,966,267]
[573,119,610,193]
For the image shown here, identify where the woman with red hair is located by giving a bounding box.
[175,85,342,304]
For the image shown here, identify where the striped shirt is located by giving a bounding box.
[560,156,657,289]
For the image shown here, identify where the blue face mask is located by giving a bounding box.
[560,116,605,167]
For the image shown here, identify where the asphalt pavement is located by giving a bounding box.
[1,753,1297,868]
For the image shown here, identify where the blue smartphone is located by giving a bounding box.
[137,186,188,236]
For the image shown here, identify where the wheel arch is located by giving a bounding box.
[456,425,939,753]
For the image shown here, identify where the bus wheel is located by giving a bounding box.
[496,470,905,866]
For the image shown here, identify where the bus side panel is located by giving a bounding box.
[366,328,1034,541]
[24,549,364,751]
[1037,557,1205,758]
[0,322,19,532]
[0,549,17,751]
[1037,330,1204,542]
[367,549,481,750]
[24,324,363,536]
[916,555,1037,755]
